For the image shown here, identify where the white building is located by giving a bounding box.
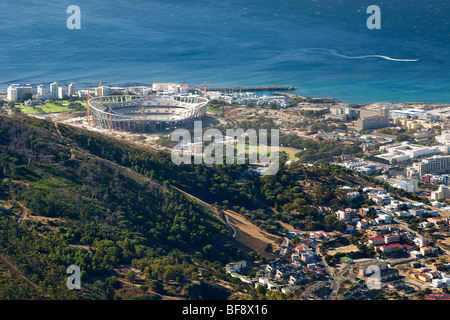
[413,155,450,176]
[431,185,450,201]
[152,83,189,94]
[99,86,112,96]
[413,237,429,248]
[376,142,439,164]
[68,83,76,96]
[7,85,18,101]
[393,179,418,193]
[390,108,436,121]
[50,81,59,98]
[375,213,392,224]
[37,84,49,100]
[58,86,67,99]
[7,85,32,101]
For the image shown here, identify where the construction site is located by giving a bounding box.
[87,94,209,133]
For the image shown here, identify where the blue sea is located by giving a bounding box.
[1,0,450,104]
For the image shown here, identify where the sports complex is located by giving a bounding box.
[88,94,209,133]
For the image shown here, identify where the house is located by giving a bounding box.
[291,253,300,262]
[359,207,370,216]
[375,187,387,194]
[420,247,431,256]
[359,262,388,276]
[426,271,440,280]
[367,225,390,237]
[287,230,305,238]
[415,273,431,282]
[289,273,304,285]
[375,213,392,224]
[336,208,356,222]
[281,286,295,294]
[347,191,361,200]
[368,236,385,246]
[384,233,400,244]
[413,236,429,248]
[420,221,434,228]
[346,224,355,233]
[225,260,247,273]
[409,209,425,218]
[342,283,363,300]
[410,250,423,258]
[266,261,282,272]
[257,277,269,287]
[388,280,405,290]
[357,217,375,229]
[377,243,411,254]
[427,217,447,228]
[267,281,281,291]
[379,268,400,282]
[305,281,326,295]
[275,267,293,279]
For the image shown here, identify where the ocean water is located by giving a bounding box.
[1,0,450,104]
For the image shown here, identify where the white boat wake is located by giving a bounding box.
[302,48,419,62]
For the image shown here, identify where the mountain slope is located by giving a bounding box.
[0,115,236,300]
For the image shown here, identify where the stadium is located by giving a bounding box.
[88,94,209,133]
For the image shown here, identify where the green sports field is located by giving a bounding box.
[18,100,87,114]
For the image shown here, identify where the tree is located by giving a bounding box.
[21,92,33,101]
[126,270,136,281]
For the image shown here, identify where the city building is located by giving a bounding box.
[390,108,436,121]
[336,208,356,222]
[7,85,17,101]
[376,142,439,164]
[68,83,76,96]
[431,185,450,201]
[50,81,59,98]
[152,83,189,94]
[37,84,49,100]
[327,105,359,121]
[356,108,389,131]
[7,84,32,101]
[58,86,67,99]
[393,179,418,193]
[413,155,450,176]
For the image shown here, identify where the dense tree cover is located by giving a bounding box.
[207,99,228,116]
[0,115,245,299]
[280,134,364,162]
[0,114,386,299]
[56,116,372,234]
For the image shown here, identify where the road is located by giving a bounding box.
[394,218,450,257]
[279,237,289,257]
[315,245,339,300]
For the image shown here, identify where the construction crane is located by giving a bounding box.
[188,81,211,98]
[108,103,112,132]
[85,88,92,127]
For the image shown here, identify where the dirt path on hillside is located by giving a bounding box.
[0,254,41,291]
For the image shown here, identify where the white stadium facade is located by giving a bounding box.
[88,94,209,133]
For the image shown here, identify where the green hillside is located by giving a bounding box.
[0,115,238,300]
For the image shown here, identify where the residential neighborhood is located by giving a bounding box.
[225,184,450,300]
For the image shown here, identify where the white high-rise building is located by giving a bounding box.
[8,85,33,101]
[58,86,68,99]
[37,84,49,100]
[7,85,18,101]
[100,86,112,96]
[50,81,59,98]
[68,83,76,96]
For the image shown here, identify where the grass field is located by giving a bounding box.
[19,100,87,114]
[234,143,301,161]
